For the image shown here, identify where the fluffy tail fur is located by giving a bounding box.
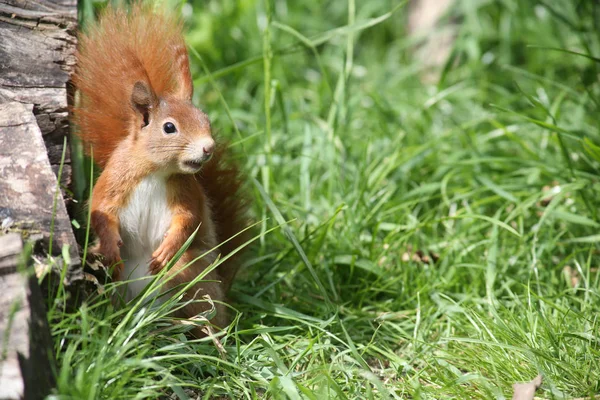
[197,145,250,290]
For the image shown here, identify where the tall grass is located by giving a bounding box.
[51,0,600,398]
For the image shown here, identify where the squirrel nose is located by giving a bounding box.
[203,141,214,156]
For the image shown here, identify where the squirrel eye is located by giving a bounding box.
[163,122,177,134]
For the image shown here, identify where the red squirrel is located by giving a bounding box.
[71,3,248,334]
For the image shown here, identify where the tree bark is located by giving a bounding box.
[0,0,79,265]
[0,101,79,270]
[0,234,56,400]
[0,0,77,182]
[0,1,79,398]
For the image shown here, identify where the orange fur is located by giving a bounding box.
[71,3,249,335]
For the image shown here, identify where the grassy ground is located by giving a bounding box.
[49,0,600,398]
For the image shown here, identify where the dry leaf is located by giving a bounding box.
[512,374,542,400]
[83,272,104,295]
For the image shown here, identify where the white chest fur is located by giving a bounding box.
[119,174,172,301]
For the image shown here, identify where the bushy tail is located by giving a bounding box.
[197,145,250,290]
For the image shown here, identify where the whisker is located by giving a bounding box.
[150,150,187,154]
[149,146,189,150]
[149,144,188,148]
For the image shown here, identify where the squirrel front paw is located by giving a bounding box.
[96,238,124,280]
[149,232,183,274]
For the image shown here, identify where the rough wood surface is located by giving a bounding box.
[0,0,77,182]
[0,101,80,273]
[0,2,79,397]
[0,233,56,400]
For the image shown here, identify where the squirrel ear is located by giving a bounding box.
[172,44,193,100]
[174,74,193,101]
[175,81,193,101]
[130,81,157,127]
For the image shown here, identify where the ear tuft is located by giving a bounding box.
[130,81,157,127]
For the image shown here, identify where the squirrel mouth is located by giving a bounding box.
[182,159,204,171]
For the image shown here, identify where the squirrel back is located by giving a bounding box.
[72,3,193,167]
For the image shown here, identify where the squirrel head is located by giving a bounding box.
[129,81,215,174]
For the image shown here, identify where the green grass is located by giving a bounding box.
[49,0,600,398]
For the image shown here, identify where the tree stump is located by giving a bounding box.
[0,0,79,398]
[0,0,79,263]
